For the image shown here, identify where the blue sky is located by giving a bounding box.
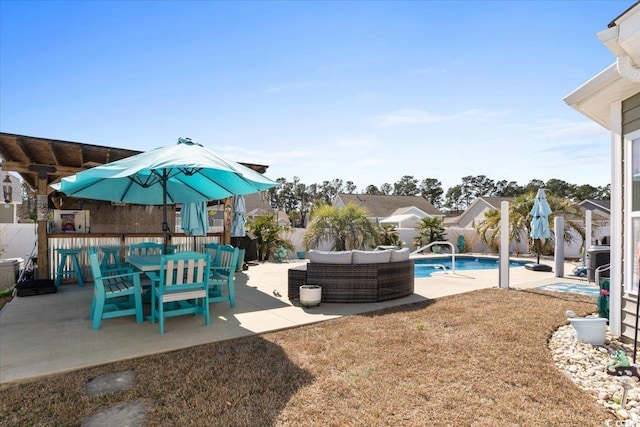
[0,1,633,192]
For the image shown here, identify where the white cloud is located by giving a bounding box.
[373,108,509,127]
[536,120,608,140]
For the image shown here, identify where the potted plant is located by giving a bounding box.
[246,214,295,262]
[299,284,321,307]
[567,311,608,346]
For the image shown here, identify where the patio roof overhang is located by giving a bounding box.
[563,63,640,130]
[0,132,269,191]
[564,2,640,129]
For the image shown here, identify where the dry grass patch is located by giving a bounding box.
[0,288,612,426]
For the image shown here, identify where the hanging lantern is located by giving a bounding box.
[3,174,12,204]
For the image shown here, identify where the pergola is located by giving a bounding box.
[0,132,268,278]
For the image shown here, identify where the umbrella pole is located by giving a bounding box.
[162,172,169,253]
[536,239,541,264]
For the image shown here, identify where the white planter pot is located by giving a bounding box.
[568,317,608,346]
[300,285,321,307]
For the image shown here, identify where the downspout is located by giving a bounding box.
[617,54,640,82]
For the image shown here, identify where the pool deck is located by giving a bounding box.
[0,257,590,388]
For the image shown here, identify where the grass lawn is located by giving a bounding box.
[0,288,613,426]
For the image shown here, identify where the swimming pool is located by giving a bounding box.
[414,256,529,278]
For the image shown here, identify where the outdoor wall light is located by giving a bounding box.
[621,376,634,408]
[2,174,12,204]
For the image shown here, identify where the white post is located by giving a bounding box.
[554,216,565,277]
[499,201,510,289]
[585,210,592,267]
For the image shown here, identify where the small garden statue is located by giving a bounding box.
[609,350,630,369]
[607,350,640,380]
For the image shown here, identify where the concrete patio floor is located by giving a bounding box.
[0,257,590,387]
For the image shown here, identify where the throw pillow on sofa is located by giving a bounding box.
[390,248,410,262]
[308,250,353,264]
[352,250,392,264]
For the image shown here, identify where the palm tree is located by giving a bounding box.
[413,217,446,249]
[246,214,295,261]
[475,192,586,255]
[302,203,379,251]
[378,224,403,247]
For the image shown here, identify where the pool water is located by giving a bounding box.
[414,256,528,278]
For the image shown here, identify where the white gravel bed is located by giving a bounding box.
[550,321,640,421]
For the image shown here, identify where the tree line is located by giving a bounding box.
[267,175,610,227]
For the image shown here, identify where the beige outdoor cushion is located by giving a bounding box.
[390,248,410,262]
[352,250,391,264]
[308,250,353,264]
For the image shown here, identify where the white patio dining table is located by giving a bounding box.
[125,255,163,272]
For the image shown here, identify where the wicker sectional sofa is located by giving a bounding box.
[288,249,415,303]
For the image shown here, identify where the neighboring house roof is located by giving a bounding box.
[276,211,291,226]
[243,192,273,213]
[579,199,611,214]
[576,200,610,223]
[390,206,430,217]
[477,197,513,209]
[449,196,514,229]
[334,194,443,218]
[243,193,292,226]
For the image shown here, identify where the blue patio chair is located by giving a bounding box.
[88,248,143,330]
[149,251,211,334]
[203,242,222,262]
[208,245,239,308]
[128,242,165,256]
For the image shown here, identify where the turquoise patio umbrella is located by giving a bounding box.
[51,138,276,247]
[530,188,552,265]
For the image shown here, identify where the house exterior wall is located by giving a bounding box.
[0,206,15,224]
[0,223,36,259]
[621,106,640,342]
[455,201,492,229]
[623,92,640,134]
[395,206,430,217]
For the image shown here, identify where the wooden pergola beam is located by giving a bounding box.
[1,161,85,178]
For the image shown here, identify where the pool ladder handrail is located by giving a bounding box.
[422,263,450,274]
[411,241,456,274]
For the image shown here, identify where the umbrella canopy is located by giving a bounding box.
[182,202,209,236]
[231,195,247,237]
[51,138,276,246]
[530,188,552,264]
